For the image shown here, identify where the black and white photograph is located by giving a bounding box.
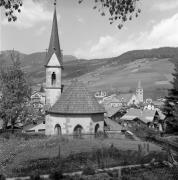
[0,0,178,179]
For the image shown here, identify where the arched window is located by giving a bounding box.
[54,124,62,136]
[73,125,83,138]
[51,72,56,85]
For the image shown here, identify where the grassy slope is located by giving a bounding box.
[0,135,161,176]
[1,47,178,98]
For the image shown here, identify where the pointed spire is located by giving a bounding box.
[45,0,63,67]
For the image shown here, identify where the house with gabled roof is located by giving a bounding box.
[120,108,164,131]
[23,120,45,134]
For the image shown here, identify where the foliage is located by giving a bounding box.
[79,0,141,29]
[49,170,64,180]
[82,165,95,175]
[0,0,22,21]
[11,145,167,176]
[0,174,6,180]
[1,0,141,29]
[0,53,31,130]
[30,173,42,180]
[163,60,178,133]
[129,124,159,141]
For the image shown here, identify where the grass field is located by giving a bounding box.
[0,133,163,176]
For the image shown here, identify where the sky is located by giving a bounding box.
[1,0,178,59]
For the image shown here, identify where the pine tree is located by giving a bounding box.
[163,60,178,133]
[0,53,31,130]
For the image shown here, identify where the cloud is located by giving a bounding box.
[153,1,178,11]
[74,13,178,59]
[1,0,59,29]
[35,26,46,36]
[77,16,85,24]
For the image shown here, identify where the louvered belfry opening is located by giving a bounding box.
[51,72,56,86]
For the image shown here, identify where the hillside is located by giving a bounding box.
[0,47,178,99]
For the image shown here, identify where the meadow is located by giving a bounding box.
[0,132,163,177]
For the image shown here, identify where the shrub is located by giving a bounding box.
[129,125,159,141]
[49,170,64,180]
[95,131,106,138]
[1,132,10,139]
[30,173,41,180]
[0,174,6,180]
[82,165,95,175]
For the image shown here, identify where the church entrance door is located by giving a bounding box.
[73,125,83,138]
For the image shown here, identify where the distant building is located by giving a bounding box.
[102,96,122,108]
[127,94,140,106]
[23,120,45,134]
[144,104,155,110]
[104,118,123,132]
[31,90,45,110]
[109,81,144,107]
[136,80,143,103]
[95,90,107,98]
[120,108,164,131]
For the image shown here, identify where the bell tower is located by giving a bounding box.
[136,80,143,103]
[45,0,63,107]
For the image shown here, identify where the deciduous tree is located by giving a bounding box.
[0,52,31,130]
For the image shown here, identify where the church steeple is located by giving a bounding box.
[45,0,63,107]
[136,80,143,103]
[138,80,142,89]
[45,0,63,67]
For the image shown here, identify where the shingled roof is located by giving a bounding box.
[45,4,63,67]
[48,81,105,114]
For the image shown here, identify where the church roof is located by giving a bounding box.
[45,5,63,67]
[48,81,105,114]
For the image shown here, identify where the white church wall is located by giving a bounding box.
[45,114,104,135]
[46,89,61,107]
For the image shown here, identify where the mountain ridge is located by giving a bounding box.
[0,47,177,99]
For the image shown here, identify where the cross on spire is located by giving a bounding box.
[54,0,57,6]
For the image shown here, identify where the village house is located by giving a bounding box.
[102,96,123,108]
[95,90,107,98]
[103,81,144,107]
[23,120,45,134]
[104,105,123,120]
[31,90,45,110]
[104,117,123,132]
[120,108,164,131]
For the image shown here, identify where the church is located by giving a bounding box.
[44,1,105,136]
